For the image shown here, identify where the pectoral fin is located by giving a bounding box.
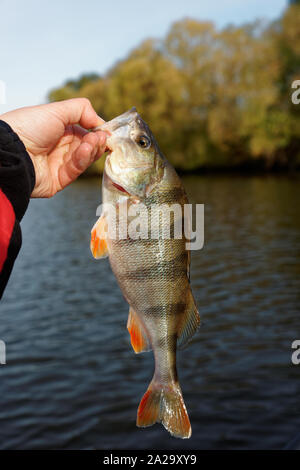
[127,307,151,354]
[177,291,200,349]
[90,215,108,259]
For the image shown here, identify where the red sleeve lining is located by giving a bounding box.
[0,188,16,272]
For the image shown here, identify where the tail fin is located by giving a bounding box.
[136,379,191,439]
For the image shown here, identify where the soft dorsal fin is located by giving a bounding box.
[177,291,200,349]
[90,214,108,259]
[127,307,152,354]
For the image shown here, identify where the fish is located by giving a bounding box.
[90,108,200,439]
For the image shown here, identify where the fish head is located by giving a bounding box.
[99,108,165,198]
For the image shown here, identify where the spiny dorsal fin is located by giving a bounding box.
[90,214,108,259]
[127,307,152,354]
[177,291,200,349]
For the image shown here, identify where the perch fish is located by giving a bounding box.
[90,108,200,438]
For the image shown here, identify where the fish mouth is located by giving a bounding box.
[93,107,150,155]
[98,108,138,134]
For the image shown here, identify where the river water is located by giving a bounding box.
[0,174,299,450]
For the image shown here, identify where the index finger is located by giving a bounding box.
[50,98,105,130]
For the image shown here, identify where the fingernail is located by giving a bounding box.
[78,158,88,170]
[97,116,105,125]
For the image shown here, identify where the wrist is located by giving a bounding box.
[0,120,36,194]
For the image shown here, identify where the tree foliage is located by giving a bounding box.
[48,4,300,172]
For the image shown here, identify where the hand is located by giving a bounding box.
[0,98,107,197]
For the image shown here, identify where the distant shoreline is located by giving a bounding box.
[81,163,300,179]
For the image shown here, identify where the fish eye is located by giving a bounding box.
[137,135,151,149]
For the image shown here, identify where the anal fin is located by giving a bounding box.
[127,307,151,354]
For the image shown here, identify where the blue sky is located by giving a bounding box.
[0,0,287,113]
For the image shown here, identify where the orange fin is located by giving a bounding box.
[90,215,108,259]
[177,290,200,349]
[137,380,191,439]
[127,308,151,354]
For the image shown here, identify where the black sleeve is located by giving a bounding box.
[0,120,35,299]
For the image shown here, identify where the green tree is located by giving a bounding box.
[48,4,300,172]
